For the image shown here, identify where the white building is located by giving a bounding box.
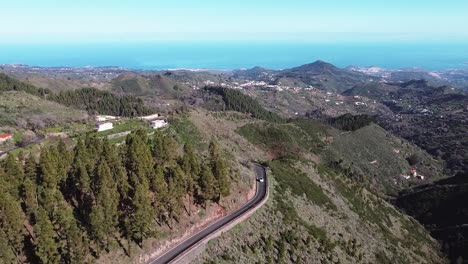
[95,115,117,122]
[96,122,113,132]
[141,114,160,121]
[150,120,168,129]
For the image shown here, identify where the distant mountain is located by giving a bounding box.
[276,60,378,93]
[285,60,338,73]
[348,66,468,90]
[227,61,381,93]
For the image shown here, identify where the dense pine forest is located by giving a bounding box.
[204,86,284,122]
[328,113,376,131]
[0,73,152,117]
[0,130,231,263]
[49,88,152,117]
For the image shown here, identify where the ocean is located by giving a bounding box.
[1,42,468,71]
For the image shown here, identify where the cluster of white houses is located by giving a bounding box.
[139,114,169,129]
[95,115,116,132]
[95,114,168,132]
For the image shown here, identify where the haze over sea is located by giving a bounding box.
[1,42,468,71]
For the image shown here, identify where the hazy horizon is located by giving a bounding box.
[2,0,468,71]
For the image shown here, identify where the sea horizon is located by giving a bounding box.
[1,41,468,71]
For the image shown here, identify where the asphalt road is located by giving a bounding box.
[149,163,268,264]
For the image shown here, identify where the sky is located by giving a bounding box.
[1,0,468,43]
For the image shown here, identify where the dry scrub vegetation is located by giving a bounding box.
[195,159,445,264]
[191,114,446,264]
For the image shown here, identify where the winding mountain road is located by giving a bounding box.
[148,164,268,264]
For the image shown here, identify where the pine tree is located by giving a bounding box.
[21,177,38,221]
[125,130,154,183]
[166,164,185,224]
[198,162,216,207]
[39,147,60,190]
[84,135,103,168]
[89,161,119,250]
[102,139,129,197]
[0,192,26,260]
[21,152,39,221]
[36,147,65,225]
[54,202,89,263]
[162,135,179,164]
[181,143,200,215]
[0,230,17,263]
[76,160,93,216]
[150,166,168,224]
[57,139,73,185]
[123,130,155,246]
[24,154,38,181]
[151,130,165,163]
[35,208,60,264]
[66,138,95,218]
[126,177,153,247]
[62,220,90,264]
[3,154,24,198]
[208,140,230,201]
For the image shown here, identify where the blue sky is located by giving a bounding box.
[1,0,468,43]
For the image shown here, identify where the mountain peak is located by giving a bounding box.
[115,72,137,81]
[310,60,336,67]
[289,60,338,72]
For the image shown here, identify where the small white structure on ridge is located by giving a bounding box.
[96,122,113,132]
[141,114,160,121]
[150,120,168,129]
[95,115,117,122]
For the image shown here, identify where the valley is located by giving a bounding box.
[0,61,467,263]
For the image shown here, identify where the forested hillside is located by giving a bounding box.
[49,88,152,117]
[0,130,231,263]
[0,73,153,117]
[327,113,376,131]
[204,86,284,122]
